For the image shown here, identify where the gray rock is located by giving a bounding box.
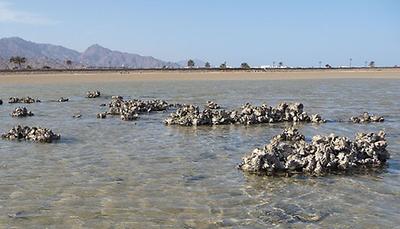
[58,97,69,102]
[96,112,107,119]
[350,112,384,123]
[2,125,60,143]
[11,107,34,117]
[8,96,40,103]
[86,91,101,98]
[238,128,389,176]
[165,102,326,126]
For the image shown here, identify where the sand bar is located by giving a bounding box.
[0,69,400,85]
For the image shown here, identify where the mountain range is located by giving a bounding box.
[0,37,187,69]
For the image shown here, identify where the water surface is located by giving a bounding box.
[0,77,399,228]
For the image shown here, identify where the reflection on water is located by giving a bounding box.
[0,78,399,227]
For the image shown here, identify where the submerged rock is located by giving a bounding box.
[238,128,389,176]
[350,112,384,123]
[2,125,60,143]
[58,97,69,102]
[8,97,40,104]
[11,107,34,117]
[165,102,325,126]
[86,91,101,98]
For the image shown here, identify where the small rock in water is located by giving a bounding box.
[97,112,107,119]
[86,90,101,98]
[205,100,220,109]
[2,125,60,143]
[8,96,40,104]
[350,112,384,123]
[238,128,389,176]
[58,97,69,102]
[11,107,34,117]
[120,112,138,121]
[0,99,3,105]
[72,114,82,118]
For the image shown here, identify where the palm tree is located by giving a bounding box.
[241,62,250,69]
[319,61,322,68]
[220,62,227,69]
[278,62,283,68]
[205,62,211,68]
[66,60,72,69]
[349,58,352,68]
[368,61,375,68]
[187,59,195,68]
[9,56,27,69]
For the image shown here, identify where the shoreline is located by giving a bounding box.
[0,68,399,85]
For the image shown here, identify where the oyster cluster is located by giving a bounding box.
[205,100,220,109]
[8,97,40,104]
[350,112,384,123]
[1,125,60,143]
[165,102,325,126]
[105,96,169,121]
[86,91,101,98]
[11,107,34,117]
[238,128,389,176]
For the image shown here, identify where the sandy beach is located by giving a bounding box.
[0,68,400,85]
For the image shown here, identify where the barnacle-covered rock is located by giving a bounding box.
[238,128,389,176]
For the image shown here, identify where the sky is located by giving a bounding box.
[0,0,399,67]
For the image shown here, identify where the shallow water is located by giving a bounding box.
[0,77,399,228]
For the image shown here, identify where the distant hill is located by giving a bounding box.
[0,37,179,69]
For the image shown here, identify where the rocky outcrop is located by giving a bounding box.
[8,97,40,104]
[86,91,101,98]
[238,128,389,176]
[105,96,170,121]
[11,107,34,117]
[165,102,325,126]
[2,125,60,143]
[350,112,384,123]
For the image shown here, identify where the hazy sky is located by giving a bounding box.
[0,0,399,67]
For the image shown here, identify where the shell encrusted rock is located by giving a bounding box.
[238,128,389,176]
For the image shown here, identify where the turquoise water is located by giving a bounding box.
[0,78,399,228]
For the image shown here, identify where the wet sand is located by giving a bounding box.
[0,69,400,85]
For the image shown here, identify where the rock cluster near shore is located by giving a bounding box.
[1,125,60,143]
[86,91,101,98]
[350,112,384,123]
[8,97,40,104]
[165,102,325,126]
[238,128,389,176]
[105,96,169,121]
[11,107,34,117]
